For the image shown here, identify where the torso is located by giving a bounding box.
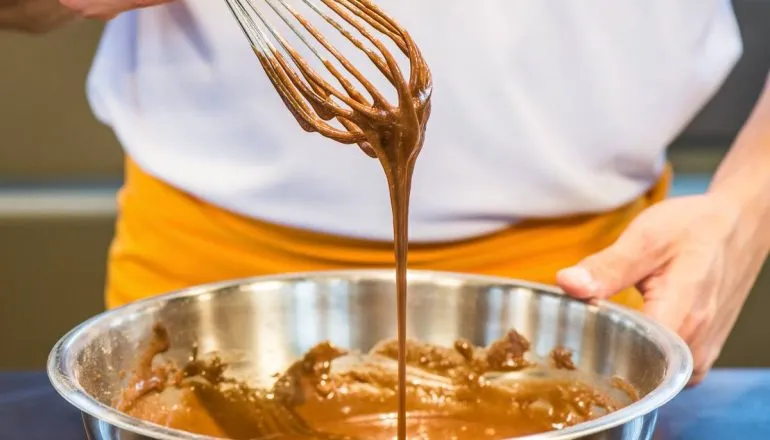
[88,0,742,242]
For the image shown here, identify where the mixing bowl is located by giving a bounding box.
[48,270,692,440]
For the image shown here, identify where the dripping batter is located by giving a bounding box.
[246,2,431,439]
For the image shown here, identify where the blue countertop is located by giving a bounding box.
[3,369,769,440]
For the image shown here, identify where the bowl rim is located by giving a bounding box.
[47,269,693,440]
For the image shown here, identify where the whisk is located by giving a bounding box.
[222,0,433,159]
[219,2,431,439]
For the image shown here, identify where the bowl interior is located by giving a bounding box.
[50,270,691,438]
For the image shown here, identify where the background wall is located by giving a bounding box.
[1,1,769,369]
[1,22,122,179]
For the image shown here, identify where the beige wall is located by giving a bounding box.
[0,22,122,179]
[1,22,121,369]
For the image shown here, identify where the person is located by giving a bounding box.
[3,0,768,386]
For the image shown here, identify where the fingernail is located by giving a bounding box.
[558,267,597,292]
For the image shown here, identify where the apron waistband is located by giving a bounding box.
[106,158,672,310]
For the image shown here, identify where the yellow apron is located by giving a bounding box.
[106,159,672,310]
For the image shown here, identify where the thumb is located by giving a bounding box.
[557,227,671,300]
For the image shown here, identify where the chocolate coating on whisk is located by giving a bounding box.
[251,0,432,159]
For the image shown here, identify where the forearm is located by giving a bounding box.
[709,72,770,252]
[0,0,78,33]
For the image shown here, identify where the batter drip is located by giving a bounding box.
[242,1,431,438]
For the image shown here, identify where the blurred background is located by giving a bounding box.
[1,0,770,370]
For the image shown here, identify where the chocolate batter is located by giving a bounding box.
[249,2,430,438]
[116,324,638,439]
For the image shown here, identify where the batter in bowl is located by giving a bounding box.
[115,324,638,439]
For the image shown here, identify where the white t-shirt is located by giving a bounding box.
[87,0,742,242]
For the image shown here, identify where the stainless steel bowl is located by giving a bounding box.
[48,270,692,440]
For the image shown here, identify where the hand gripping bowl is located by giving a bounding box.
[48,270,692,440]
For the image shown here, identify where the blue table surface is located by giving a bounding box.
[2,369,768,440]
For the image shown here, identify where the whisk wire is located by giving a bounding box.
[259,0,396,118]
[235,0,365,139]
[222,0,431,148]
[239,0,374,128]
[271,0,389,108]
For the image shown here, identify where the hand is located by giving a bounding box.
[59,0,171,20]
[556,194,768,385]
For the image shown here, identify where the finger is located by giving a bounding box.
[686,305,737,386]
[677,305,714,345]
[642,251,711,334]
[642,296,683,334]
[58,0,120,19]
[640,251,723,387]
[689,341,721,387]
[688,370,709,387]
[648,248,720,340]
[59,0,165,19]
[558,224,672,300]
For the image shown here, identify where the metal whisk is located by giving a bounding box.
[222,0,432,158]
